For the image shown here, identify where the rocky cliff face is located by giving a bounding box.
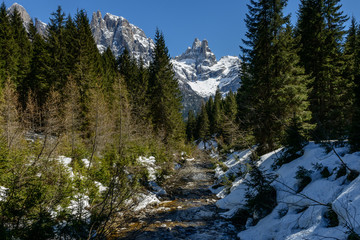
[90,11,154,64]
[7,3,32,30]
[8,3,241,115]
[172,38,241,99]
[35,18,47,36]
[7,3,48,35]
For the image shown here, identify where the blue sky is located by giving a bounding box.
[3,0,360,59]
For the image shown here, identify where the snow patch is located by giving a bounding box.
[213,143,360,239]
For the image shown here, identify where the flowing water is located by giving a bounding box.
[115,157,238,240]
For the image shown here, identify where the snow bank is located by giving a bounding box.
[133,191,160,211]
[214,143,360,239]
[0,186,8,201]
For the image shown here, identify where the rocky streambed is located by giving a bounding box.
[115,156,238,240]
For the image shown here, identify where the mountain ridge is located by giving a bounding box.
[8,3,241,114]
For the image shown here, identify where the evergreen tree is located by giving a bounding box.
[196,103,210,141]
[148,29,185,143]
[296,0,350,140]
[72,9,102,133]
[348,19,360,151]
[64,14,78,75]
[186,110,196,142]
[9,7,31,103]
[239,0,310,154]
[100,47,118,100]
[223,90,237,122]
[0,3,18,84]
[27,21,51,107]
[206,96,214,132]
[47,6,69,91]
[212,89,223,135]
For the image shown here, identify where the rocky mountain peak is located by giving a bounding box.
[175,38,216,67]
[8,3,32,30]
[91,11,154,64]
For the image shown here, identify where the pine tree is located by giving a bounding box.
[0,3,19,85]
[27,21,51,107]
[9,7,31,104]
[212,89,223,135]
[196,103,210,141]
[239,0,310,154]
[101,47,118,93]
[296,0,350,140]
[72,9,103,133]
[220,90,239,147]
[47,6,68,91]
[148,29,185,143]
[186,110,196,142]
[348,19,360,151]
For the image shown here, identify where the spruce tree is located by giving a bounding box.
[296,0,350,140]
[47,6,68,91]
[348,19,360,151]
[196,103,210,141]
[0,3,18,84]
[186,110,196,142]
[148,29,185,143]
[239,0,310,154]
[212,89,223,135]
[101,47,118,94]
[27,21,51,107]
[9,7,31,103]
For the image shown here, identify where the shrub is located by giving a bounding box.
[324,206,339,227]
[245,165,277,225]
[348,232,360,240]
[295,166,312,193]
[321,167,331,178]
[336,164,347,179]
[231,208,250,229]
[347,170,360,182]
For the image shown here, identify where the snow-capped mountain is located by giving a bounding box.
[90,12,241,113]
[8,3,242,114]
[172,38,241,98]
[90,10,154,64]
[35,18,47,36]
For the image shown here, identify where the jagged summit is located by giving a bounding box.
[171,38,240,99]
[175,38,216,67]
[90,10,154,64]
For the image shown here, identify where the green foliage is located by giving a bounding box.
[336,164,347,179]
[295,166,312,192]
[324,205,339,227]
[348,232,360,240]
[0,4,189,238]
[296,0,350,140]
[239,0,311,154]
[148,29,185,144]
[231,208,250,229]
[320,167,331,178]
[245,165,277,225]
[347,170,360,182]
[186,110,196,142]
[195,102,210,141]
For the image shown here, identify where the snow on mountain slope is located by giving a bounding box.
[212,143,360,240]
[91,10,154,64]
[9,3,242,113]
[171,38,241,98]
